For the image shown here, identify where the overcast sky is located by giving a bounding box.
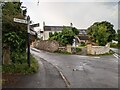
[20,0,119,31]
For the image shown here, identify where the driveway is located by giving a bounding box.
[31,48,118,88]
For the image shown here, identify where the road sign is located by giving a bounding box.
[14,18,27,24]
[30,23,39,28]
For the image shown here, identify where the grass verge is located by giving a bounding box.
[2,54,39,75]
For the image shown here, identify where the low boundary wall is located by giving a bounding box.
[87,43,110,55]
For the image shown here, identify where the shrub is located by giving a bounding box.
[2,54,39,74]
[80,42,85,46]
[72,47,82,54]
[110,43,118,48]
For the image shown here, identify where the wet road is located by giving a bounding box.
[110,48,120,55]
[3,57,66,88]
[31,48,118,88]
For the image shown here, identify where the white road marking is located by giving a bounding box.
[113,54,119,59]
[78,55,100,59]
[93,57,100,59]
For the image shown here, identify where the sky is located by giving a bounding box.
[20,0,119,31]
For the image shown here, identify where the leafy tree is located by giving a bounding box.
[2,2,27,53]
[87,21,116,46]
[72,27,79,35]
[49,27,78,46]
[2,2,31,65]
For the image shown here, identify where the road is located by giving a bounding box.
[31,48,118,88]
[110,48,120,55]
[3,57,66,88]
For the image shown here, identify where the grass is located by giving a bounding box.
[78,46,86,48]
[2,54,39,75]
[54,50,72,55]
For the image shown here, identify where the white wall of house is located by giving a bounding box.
[43,31,61,40]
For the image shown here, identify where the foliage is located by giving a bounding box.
[55,50,72,54]
[72,27,79,35]
[49,27,79,46]
[49,32,53,38]
[87,21,116,46]
[2,2,27,52]
[110,42,118,48]
[10,51,27,64]
[2,54,39,74]
[118,29,120,48]
[72,47,82,54]
[80,42,85,46]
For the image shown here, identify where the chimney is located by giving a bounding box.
[43,21,45,26]
[70,23,73,27]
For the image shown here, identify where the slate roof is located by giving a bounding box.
[78,29,87,35]
[44,26,88,36]
[44,26,71,31]
[77,35,89,40]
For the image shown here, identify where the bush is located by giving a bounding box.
[2,54,39,75]
[10,51,27,64]
[80,42,85,46]
[72,47,82,54]
[76,47,82,53]
[110,43,118,48]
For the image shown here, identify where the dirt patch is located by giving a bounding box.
[2,73,22,87]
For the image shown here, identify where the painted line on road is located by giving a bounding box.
[113,53,119,59]
[55,65,71,88]
[78,55,100,59]
[37,57,71,88]
[93,57,100,59]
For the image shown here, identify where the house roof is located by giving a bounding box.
[77,35,89,40]
[44,26,71,31]
[44,26,88,35]
[78,29,87,35]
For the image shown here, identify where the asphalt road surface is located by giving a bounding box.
[110,48,120,55]
[3,57,66,88]
[31,48,118,88]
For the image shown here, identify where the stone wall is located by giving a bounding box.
[33,40,59,52]
[87,43,110,55]
[3,46,10,64]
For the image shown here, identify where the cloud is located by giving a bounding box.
[21,1,118,30]
[21,0,119,2]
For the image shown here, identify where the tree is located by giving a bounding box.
[49,27,78,46]
[2,2,27,52]
[87,21,116,46]
[72,27,79,35]
[2,2,30,64]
